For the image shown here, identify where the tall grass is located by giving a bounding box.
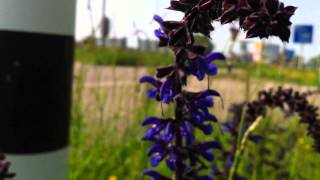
[69,62,320,180]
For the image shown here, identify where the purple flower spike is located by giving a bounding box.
[140,0,296,178]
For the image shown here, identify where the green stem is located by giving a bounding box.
[228,116,263,180]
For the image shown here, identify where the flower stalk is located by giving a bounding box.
[140,0,296,179]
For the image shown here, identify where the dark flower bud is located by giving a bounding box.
[0,154,15,179]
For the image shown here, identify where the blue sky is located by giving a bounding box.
[75,0,319,60]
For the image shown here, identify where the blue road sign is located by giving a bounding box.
[284,49,295,62]
[294,25,313,44]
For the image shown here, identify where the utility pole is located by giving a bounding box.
[0,0,76,179]
[102,0,107,47]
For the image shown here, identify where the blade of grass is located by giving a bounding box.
[228,116,263,180]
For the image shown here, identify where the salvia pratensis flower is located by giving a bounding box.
[249,87,320,150]
[217,87,320,179]
[189,52,225,80]
[141,0,296,178]
[220,0,297,41]
[215,87,320,179]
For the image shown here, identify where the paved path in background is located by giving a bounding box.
[73,63,320,127]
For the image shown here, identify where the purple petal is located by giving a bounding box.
[163,122,174,142]
[196,70,206,80]
[206,52,225,63]
[160,79,173,103]
[201,151,214,161]
[151,154,163,167]
[195,97,214,107]
[193,57,207,80]
[207,64,218,75]
[142,116,161,126]
[153,15,163,24]
[199,124,213,135]
[204,113,218,122]
[143,124,164,140]
[182,121,195,144]
[140,76,158,87]
[147,145,164,156]
[200,141,222,150]
[154,29,166,39]
[166,154,177,170]
[164,122,173,136]
[183,121,193,133]
[146,89,158,99]
[202,89,221,97]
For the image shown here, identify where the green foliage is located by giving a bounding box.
[243,63,319,86]
[76,47,319,86]
[307,54,320,70]
[76,46,173,66]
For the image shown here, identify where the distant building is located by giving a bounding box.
[138,39,158,52]
[137,39,171,55]
[263,43,280,63]
[96,38,127,48]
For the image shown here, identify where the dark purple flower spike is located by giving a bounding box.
[140,0,296,179]
[221,0,297,41]
[215,87,320,179]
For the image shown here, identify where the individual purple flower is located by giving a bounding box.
[144,135,171,167]
[160,79,175,104]
[142,116,174,142]
[181,90,220,134]
[190,53,225,80]
[139,76,175,104]
[153,14,194,47]
[139,76,161,100]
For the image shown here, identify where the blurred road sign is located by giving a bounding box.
[284,49,295,62]
[294,25,313,44]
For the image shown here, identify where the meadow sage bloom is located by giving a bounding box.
[140,0,296,179]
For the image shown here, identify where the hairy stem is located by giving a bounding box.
[174,72,184,179]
